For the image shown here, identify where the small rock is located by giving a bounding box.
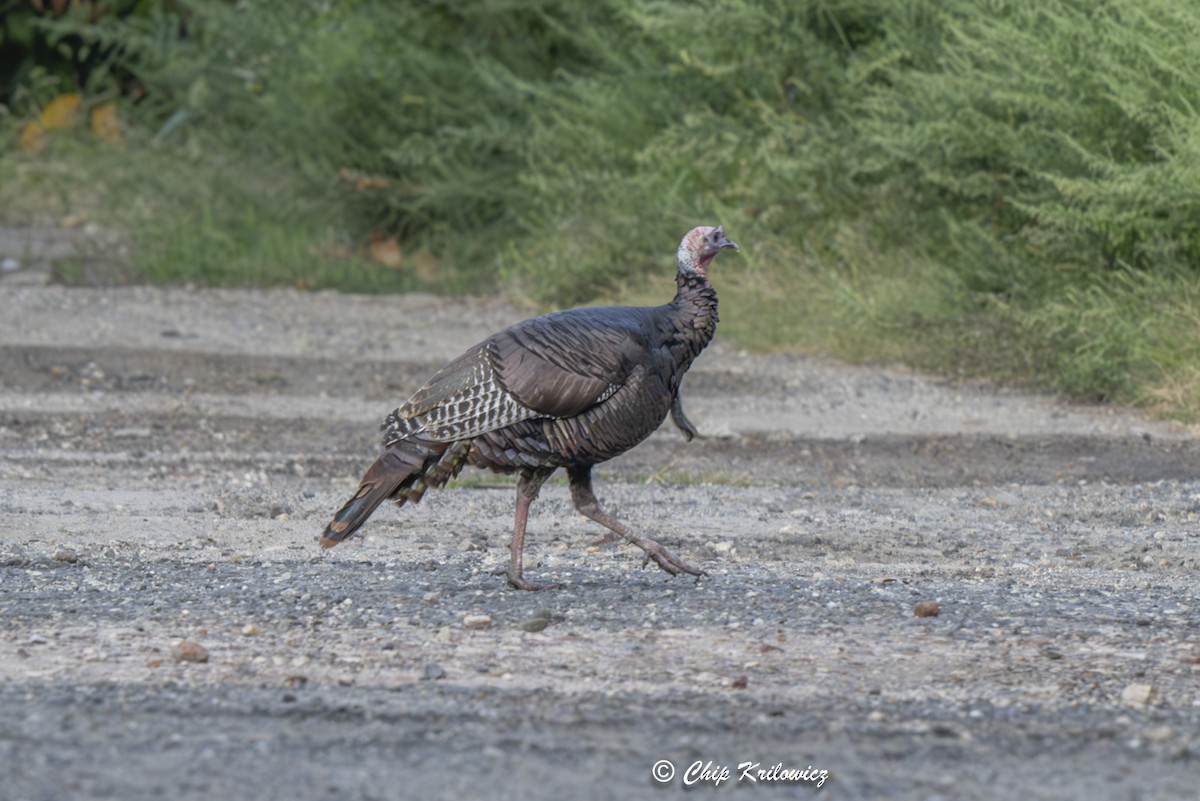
[932,723,966,739]
[145,658,163,668]
[1,257,20,272]
[914,601,940,618]
[242,623,260,636]
[463,614,493,631]
[423,663,447,680]
[171,640,209,664]
[991,491,1021,507]
[53,548,79,564]
[284,675,308,689]
[518,608,553,632]
[730,675,748,689]
[1144,726,1173,742]
[1120,683,1154,707]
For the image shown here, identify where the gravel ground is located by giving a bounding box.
[1,280,1198,800]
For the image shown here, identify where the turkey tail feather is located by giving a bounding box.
[320,438,471,548]
[320,477,398,548]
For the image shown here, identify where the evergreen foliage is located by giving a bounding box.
[6,0,1200,412]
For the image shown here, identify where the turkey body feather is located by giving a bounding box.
[322,225,738,590]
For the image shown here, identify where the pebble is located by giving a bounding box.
[53,548,79,564]
[463,614,493,631]
[242,624,260,636]
[1143,726,1173,742]
[423,663,447,680]
[1120,683,1154,707]
[519,608,553,632]
[914,601,940,618]
[171,640,209,664]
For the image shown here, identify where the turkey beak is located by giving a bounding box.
[709,226,739,254]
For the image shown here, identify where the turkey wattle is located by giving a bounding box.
[321,225,739,589]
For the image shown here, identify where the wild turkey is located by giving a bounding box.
[321,225,739,589]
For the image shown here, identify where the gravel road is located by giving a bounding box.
[1,281,1198,800]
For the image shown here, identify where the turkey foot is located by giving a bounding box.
[506,468,561,591]
[568,466,705,580]
[636,537,705,578]
[507,574,564,591]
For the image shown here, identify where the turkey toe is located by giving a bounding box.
[639,541,705,578]
[507,575,565,591]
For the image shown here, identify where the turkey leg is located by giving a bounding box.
[567,466,705,579]
[508,467,561,591]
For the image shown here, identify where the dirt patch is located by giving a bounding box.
[2,284,1198,800]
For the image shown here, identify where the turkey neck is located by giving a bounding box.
[666,270,719,371]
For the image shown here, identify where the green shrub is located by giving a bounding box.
[7,0,1200,413]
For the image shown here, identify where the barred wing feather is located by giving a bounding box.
[382,314,641,446]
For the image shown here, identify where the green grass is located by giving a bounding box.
[0,139,441,292]
[5,0,1200,418]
